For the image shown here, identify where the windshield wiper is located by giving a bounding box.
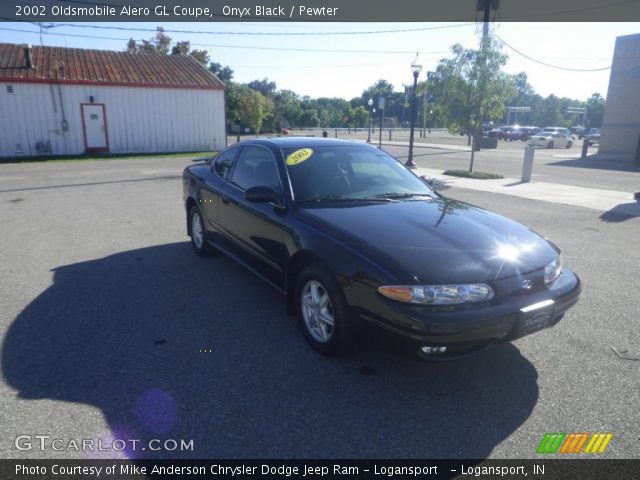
[297,195,397,204]
[366,192,434,200]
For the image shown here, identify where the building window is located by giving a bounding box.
[6,85,14,94]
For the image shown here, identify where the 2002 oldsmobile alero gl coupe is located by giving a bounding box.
[183,138,580,360]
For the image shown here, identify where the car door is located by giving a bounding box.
[217,145,291,288]
[199,146,239,243]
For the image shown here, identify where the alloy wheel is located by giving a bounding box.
[301,280,335,343]
[191,211,204,249]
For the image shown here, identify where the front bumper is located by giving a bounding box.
[348,269,581,360]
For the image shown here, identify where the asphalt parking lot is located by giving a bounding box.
[0,152,638,460]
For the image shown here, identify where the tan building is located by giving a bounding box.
[599,33,640,162]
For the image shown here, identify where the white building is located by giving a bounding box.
[599,33,640,161]
[0,43,226,157]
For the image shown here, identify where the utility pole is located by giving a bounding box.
[469,0,498,172]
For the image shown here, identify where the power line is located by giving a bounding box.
[497,36,612,72]
[53,0,640,21]
[500,0,640,20]
[47,22,476,36]
[0,26,451,55]
[1,25,620,70]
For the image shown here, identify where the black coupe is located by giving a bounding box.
[183,138,580,359]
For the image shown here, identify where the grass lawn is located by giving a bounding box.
[443,169,504,180]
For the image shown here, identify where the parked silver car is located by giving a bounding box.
[527,131,573,149]
[541,127,572,137]
[587,128,601,146]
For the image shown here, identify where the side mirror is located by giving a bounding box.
[420,175,437,191]
[244,185,283,207]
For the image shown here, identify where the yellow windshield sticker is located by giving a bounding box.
[286,148,313,166]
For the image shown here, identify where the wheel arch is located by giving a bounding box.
[285,250,330,315]
[185,197,198,236]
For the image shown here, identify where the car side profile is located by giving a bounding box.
[507,126,541,141]
[587,128,601,146]
[488,126,514,140]
[527,132,573,149]
[541,126,572,138]
[183,138,580,360]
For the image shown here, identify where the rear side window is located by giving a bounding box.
[213,147,238,179]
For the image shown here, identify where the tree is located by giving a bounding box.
[350,106,369,128]
[124,29,217,68]
[209,62,234,83]
[533,94,564,127]
[586,93,605,128]
[238,88,274,135]
[361,80,395,106]
[360,80,405,125]
[189,50,210,66]
[248,78,277,98]
[224,82,243,126]
[171,41,190,56]
[504,72,540,125]
[170,41,210,66]
[132,27,171,54]
[126,38,138,54]
[427,39,515,170]
[273,89,302,129]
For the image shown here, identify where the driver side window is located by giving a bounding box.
[230,146,281,193]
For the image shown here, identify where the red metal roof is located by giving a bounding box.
[0,43,224,90]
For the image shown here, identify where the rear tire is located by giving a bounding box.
[295,265,350,355]
[547,141,554,149]
[189,205,214,257]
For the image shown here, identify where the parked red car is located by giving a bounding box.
[507,126,541,141]
[488,126,515,140]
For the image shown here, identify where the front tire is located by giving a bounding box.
[566,141,573,149]
[189,205,214,257]
[547,141,554,149]
[295,265,350,355]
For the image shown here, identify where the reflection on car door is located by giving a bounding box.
[201,147,238,242]
[218,145,291,288]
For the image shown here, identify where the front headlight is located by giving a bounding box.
[544,256,563,285]
[378,284,494,305]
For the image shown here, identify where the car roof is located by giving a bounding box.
[233,137,370,149]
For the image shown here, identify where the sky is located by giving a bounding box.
[1,21,639,102]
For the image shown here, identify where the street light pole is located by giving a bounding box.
[367,98,373,143]
[405,53,423,168]
[377,97,385,148]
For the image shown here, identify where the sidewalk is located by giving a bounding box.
[380,140,472,152]
[416,167,640,217]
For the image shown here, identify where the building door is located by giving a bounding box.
[81,104,109,152]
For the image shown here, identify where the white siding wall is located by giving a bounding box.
[0,82,225,157]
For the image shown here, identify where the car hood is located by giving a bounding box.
[298,198,558,284]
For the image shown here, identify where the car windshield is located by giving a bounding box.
[282,145,433,203]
